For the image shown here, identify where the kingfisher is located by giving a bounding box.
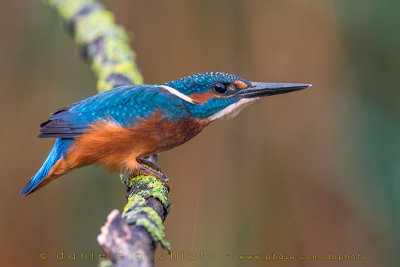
[21,72,310,195]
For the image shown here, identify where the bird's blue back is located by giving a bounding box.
[40,85,189,138]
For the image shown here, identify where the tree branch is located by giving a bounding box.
[45,1,170,266]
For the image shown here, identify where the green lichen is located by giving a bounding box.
[123,206,171,252]
[94,38,143,92]
[75,9,115,44]
[136,215,171,252]
[74,6,143,91]
[46,0,168,256]
[122,195,146,214]
[128,175,169,208]
[121,172,170,252]
[45,0,143,92]
[121,171,170,252]
[45,0,94,21]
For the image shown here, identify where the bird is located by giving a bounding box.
[21,72,310,195]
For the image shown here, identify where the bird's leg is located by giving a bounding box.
[136,158,170,191]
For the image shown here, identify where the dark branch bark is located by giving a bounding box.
[97,155,170,267]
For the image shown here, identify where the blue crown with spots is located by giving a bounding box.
[164,72,249,95]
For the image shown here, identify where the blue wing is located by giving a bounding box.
[39,85,189,138]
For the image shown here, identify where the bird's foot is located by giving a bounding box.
[137,158,166,177]
[136,158,170,191]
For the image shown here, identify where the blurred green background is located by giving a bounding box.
[1,0,399,266]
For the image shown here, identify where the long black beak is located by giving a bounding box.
[238,82,311,98]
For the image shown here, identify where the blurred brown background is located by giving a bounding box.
[1,0,399,266]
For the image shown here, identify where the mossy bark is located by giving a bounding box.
[45,1,170,266]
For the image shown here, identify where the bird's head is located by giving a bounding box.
[162,72,310,121]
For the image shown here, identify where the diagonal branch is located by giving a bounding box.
[45,1,170,266]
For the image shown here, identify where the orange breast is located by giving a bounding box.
[64,111,209,173]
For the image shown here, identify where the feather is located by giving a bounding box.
[38,85,188,138]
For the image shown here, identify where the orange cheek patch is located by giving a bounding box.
[233,80,249,89]
[188,91,222,104]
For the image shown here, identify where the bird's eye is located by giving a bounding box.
[214,83,228,94]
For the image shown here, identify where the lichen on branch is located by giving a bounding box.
[46,0,143,91]
[44,0,170,265]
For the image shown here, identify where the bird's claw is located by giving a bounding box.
[136,158,170,192]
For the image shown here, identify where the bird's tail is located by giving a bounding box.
[21,138,73,195]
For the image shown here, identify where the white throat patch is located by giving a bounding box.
[160,85,195,104]
[208,98,259,121]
